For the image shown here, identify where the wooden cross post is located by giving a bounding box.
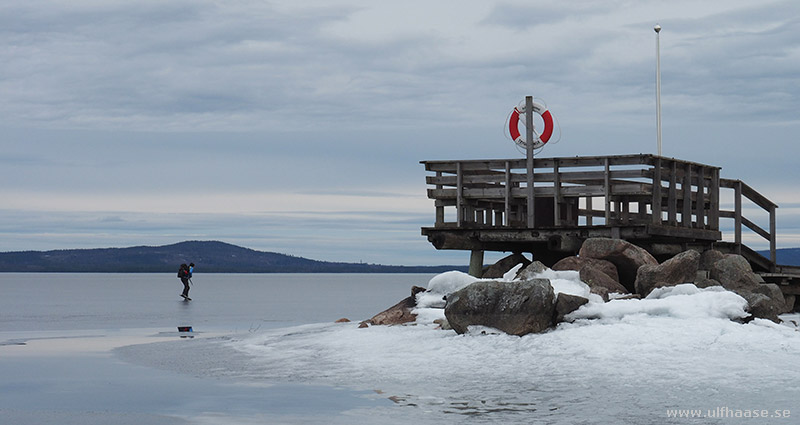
[526,96,535,228]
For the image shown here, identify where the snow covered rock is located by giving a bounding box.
[515,260,548,281]
[444,279,555,336]
[578,238,657,292]
[634,250,700,297]
[482,253,531,278]
[367,286,427,326]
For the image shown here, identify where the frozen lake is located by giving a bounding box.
[1,272,798,424]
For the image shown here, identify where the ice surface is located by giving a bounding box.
[225,270,800,423]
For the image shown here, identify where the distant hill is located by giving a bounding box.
[0,241,467,273]
[758,248,800,267]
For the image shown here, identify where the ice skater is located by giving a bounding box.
[177,263,192,300]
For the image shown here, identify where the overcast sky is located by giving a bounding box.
[2,0,799,265]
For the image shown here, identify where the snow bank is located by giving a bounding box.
[567,283,750,321]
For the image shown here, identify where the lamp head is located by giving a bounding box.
[654,24,662,33]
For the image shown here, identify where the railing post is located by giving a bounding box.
[456,162,463,227]
[586,196,593,226]
[604,158,611,224]
[770,205,777,271]
[682,163,692,227]
[709,168,720,230]
[652,157,662,224]
[554,158,561,227]
[695,166,705,228]
[668,160,677,225]
[504,161,511,226]
[734,180,742,254]
[435,171,444,225]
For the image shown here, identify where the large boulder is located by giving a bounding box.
[553,256,620,283]
[740,292,783,323]
[634,250,700,297]
[554,293,589,323]
[552,255,627,299]
[699,249,725,271]
[482,253,531,278]
[367,286,426,326]
[578,266,629,297]
[708,254,761,293]
[578,238,658,292]
[444,279,555,336]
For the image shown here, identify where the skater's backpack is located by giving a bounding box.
[177,264,187,278]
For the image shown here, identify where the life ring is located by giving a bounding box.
[509,102,553,149]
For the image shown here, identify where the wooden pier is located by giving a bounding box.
[421,154,800,297]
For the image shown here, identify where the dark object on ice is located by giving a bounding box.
[178,326,193,332]
[335,318,350,323]
[444,278,555,336]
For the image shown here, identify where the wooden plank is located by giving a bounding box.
[741,216,770,240]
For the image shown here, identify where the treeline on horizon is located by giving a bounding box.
[0,241,467,273]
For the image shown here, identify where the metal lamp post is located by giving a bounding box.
[654,24,662,156]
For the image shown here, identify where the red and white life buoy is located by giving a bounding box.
[509,101,553,149]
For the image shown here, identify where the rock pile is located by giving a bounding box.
[361,238,796,335]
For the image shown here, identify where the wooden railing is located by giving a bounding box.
[719,179,778,269]
[422,154,721,233]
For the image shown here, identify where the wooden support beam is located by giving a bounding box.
[469,250,484,277]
